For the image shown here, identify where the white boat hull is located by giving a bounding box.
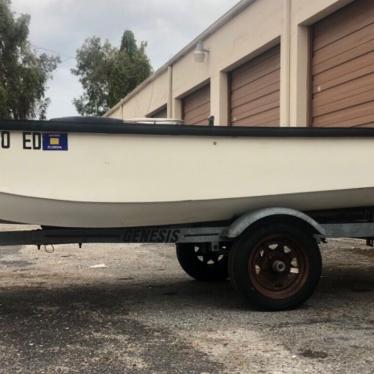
[1,122,374,228]
[2,188,374,228]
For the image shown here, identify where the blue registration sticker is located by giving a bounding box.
[42,133,68,151]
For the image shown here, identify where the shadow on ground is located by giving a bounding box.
[0,261,373,312]
[0,261,372,373]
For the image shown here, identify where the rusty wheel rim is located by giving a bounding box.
[248,235,309,300]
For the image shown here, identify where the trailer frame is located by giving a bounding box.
[1,206,373,311]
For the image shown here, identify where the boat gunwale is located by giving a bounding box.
[1,119,374,138]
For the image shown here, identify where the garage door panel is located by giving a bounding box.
[184,103,211,123]
[232,81,280,111]
[231,60,280,90]
[351,121,374,128]
[182,84,210,126]
[230,45,280,127]
[313,75,374,115]
[183,100,210,117]
[313,74,374,108]
[231,47,279,81]
[232,91,280,118]
[233,106,280,124]
[312,56,374,102]
[313,0,374,51]
[183,87,210,111]
[313,115,374,128]
[314,15,374,53]
[232,69,280,94]
[233,108,280,127]
[313,67,374,98]
[313,51,374,90]
[184,111,210,126]
[314,100,374,127]
[313,34,374,75]
[231,71,280,101]
[231,53,280,91]
[315,113,374,128]
[188,112,210,126]
[313,22,374,67]
[232,104,280,124]
[313,84,374,118]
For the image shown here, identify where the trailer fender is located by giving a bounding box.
[224,208,326,239]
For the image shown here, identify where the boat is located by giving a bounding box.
[1,117,374,228]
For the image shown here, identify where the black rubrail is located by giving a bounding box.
[1,117,374,137]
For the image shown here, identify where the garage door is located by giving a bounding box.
[312,0,374,127]
[230,45,280,127]
[149,105,167,119]
[182,84,210,125]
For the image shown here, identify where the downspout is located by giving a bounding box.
[281,0,291,127]
[167,65,173,118]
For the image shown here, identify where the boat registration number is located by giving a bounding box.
[0,131,10,149]
[0,131,68,151]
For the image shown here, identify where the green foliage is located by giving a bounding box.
[120,30,137,56]
[72,30,152,116]
[0,0,59,119]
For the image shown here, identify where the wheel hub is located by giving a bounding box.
[272,260,287,273]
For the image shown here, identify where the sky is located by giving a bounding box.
[10,0,239,119]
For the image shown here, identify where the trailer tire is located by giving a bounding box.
[229,222,322,311]
[176,243,229,282]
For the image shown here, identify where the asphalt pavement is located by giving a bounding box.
[0,225,372,373]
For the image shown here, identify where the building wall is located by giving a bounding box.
[108,70,169,120]
[106,0,355,127]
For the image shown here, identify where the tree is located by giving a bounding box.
[72,30,152,116]
[0,0,59,119]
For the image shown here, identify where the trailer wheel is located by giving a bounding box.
[229,223,322,311]
[176,243,229,282]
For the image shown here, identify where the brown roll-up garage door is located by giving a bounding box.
[312,0,374,127]
[230,45,280,127]
[149,105,167,119]
[182,84,210,125]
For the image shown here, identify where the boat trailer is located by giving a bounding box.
[0,207,373,311]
